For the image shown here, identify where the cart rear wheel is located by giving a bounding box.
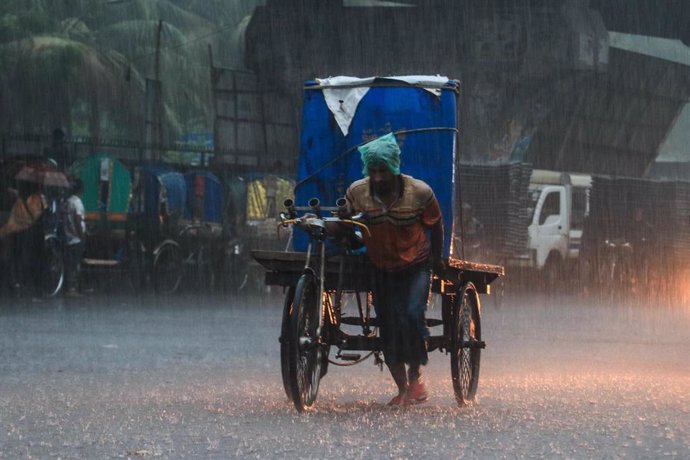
[41,234,64,298]
[450,282,482,406]
[288,273,323,412]
[152,242,183,295]
[280,286,295,399]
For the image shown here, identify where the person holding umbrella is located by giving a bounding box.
[0,180,47,296]
[0,162,69,297]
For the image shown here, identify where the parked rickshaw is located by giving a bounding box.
[133,165,227,294]
[132,164,187,294]
[180,170,227,290]
[252,76,504,412]
[209,171,296,294]
[70,152,144,290]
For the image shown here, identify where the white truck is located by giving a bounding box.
[507,169,592,284]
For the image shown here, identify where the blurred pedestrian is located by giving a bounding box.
[0,181,47,296]
[61,178,85,297]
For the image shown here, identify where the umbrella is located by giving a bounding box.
[15,163,71,188]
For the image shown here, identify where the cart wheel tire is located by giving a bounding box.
[152,242,183,295]
[288,272,323,412]
[280,286,296,399]
[450,282,482,406]
[41,234,64,298]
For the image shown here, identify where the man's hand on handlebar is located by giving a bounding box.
[278,199,370,240]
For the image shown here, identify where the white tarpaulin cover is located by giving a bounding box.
[315,75,450,136]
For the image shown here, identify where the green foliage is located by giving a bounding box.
[0,0,265,139]
[35,38,83,80]
[0,7,57,43]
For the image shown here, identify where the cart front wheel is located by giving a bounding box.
[450,282,482,406]
[152,241,183,295]
[288,272,323,412]
[280,286,295,399]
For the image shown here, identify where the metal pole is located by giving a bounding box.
[154,19,163,161]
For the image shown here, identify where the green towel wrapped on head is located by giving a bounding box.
[358,133,401,176]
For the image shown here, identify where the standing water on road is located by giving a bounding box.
[1,292,688,458]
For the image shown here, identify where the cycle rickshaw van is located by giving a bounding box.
[134,164,187,233]
[182,170,228,291]
[252,76,504,412]
[183,170,224,236]
[131,164,188,294]
[71,152,132,229]
[69,152,139,283]
[211,171,295,294]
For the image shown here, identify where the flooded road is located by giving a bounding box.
[1,292,689,458]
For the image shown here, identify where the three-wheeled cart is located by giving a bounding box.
[70,152,144,291]
[137,166,229,294]
[252,76,504,411]
[72,156,231,294]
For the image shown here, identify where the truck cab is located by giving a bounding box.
[526,170,591,277]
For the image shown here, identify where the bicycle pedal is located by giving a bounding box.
[338,353,361,361]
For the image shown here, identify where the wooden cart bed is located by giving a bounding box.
[251,250,504,294]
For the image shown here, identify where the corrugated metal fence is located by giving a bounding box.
[458,162,532,259]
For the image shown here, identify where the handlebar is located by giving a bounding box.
[278,198,370,238]
[280,215,370,236]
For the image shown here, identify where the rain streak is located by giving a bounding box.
[1,1,689,458]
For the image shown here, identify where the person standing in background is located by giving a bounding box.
[62,178,85,297]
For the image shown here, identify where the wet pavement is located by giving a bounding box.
[1,291,689,459]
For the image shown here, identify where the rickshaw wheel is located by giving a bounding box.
[41,234,64,298]
[280,286,296,399]
[450,282,482,406]
[288,272,323,412]
[152,241,183,295]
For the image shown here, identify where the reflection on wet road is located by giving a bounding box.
[1,293,689,458]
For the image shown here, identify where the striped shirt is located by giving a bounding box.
[346,174,442,271]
